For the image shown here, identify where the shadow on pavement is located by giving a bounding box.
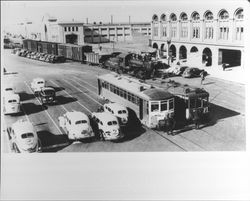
[18,102,46,115]
[19,91,35,101]
[56,95,77,105]
[37,130,70,152]
[47,86,65,93]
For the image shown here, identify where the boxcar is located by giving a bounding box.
[36,41,58,55]
[85,52,113,66]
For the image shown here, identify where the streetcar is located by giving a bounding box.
[97,73,175,129]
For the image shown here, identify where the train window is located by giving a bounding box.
[128,92,132,101]
[169,99,174,110]
[124,91,127,99]
[110,84,114,92]
[151,102,159,112]
[161,101,168,111]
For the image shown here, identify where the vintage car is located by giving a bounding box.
[91,112,123,141]
[103,102,128,126]
[31,78,46,94]
[3,93,21,115]
[182,67,207,78]
[58,111,95,141]
[38,87,56,105]
[8,119,41,153]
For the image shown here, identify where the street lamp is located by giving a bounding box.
[167,38,171,65]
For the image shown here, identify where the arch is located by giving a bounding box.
[153,43,158,49]
[218,9,229,20]
[152,14,159,22]
[160,43,166,51]
[191,11,200,21]
[65,33,78,44]
[234,8,243,19]
[169,45,176,61]
[202,47,212,66]
[204,10,213,20]
[179,45,187,60]
[160,14,167,21]
[170,13,177,21]
[190,46,198,53]
[180,12,188,21]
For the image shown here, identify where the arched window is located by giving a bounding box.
[180,13,188,21]
[191,12,200,21]
[234,8,244,40]
[219,10,229,20]
[152,14,159,22]
[204,11,213,20]
[161,14,167,21]
[218,10,229,40]
[170,13,177,21]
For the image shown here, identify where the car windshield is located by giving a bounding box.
[38,81,44,84]
[75,120,87,125]
[118,110,127,114]
[5,88,13,91]
[43,89,55,96]
[8,99,17,103]
[21,132,34,139]
[107,121,118,126]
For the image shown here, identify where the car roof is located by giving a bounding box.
[92,112,118,123]
[4,93,20,100]
[104,103,127,111]
[41,87,55,91]
[33,78,45,82]
[66,111,89,122]
[12,120,34,135]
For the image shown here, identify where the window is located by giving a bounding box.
[154,26,158,37]
[169,99,174,110]
[75,120,87,125]
[76,27,78,31]
[72,27,75,31]
[21,133,34,139]
[68,27,71,32]
[64,27,67,32]
[192,27,200,38]
[203,98,208,107]
[151,102,159,112]
[162,26,167,37]
[161,101,168,111]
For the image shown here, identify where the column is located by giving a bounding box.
[212,47,219,67]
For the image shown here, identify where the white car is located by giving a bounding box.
[3,93,21,115]
[7,119,41,153]
[103,102,128,126]
[91,112,123,141]
[3,86,15,95]
[31,78,45,93]
[58,111,95,141]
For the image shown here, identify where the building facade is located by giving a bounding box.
[150,5,245,68]
[40,17,151,45]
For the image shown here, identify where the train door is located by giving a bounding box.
[97,79,102,95]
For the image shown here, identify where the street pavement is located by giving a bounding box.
[2,49,246,152]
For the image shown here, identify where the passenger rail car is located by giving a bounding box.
[97,73,175,129]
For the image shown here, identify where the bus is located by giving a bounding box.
[97,73,174,129]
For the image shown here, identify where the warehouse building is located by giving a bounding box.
[40,15,151,45]
[150,3,245,69]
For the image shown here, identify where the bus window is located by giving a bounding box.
[169,99,174,110]
[189,98,196,109]
[151,102,159,112]
[161,101,168,111]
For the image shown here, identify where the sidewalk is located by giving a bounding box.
[201,65,246,84]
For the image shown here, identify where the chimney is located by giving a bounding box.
[111,15,113,24]
[86,18,88,24]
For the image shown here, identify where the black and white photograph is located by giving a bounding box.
[1,0,250,200]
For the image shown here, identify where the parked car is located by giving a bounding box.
[103,103,128,126]
[31,78,46,94]
[7,119,41,153]
[38,87,56,105]
[3,93,21,115]
[182,67,207,78]
[58,111,95,141]
[91,112,123,141]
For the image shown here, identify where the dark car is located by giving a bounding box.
[38,87,56,105]
[182,67,207,78]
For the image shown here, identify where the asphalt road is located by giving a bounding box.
[2,49,245,152]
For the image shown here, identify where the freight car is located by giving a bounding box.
[84,52,113,66]
[23,39,38,52]
[58,43,92,62]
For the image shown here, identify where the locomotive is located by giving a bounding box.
[103,53,160,80]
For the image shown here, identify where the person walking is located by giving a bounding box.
[192,110,200,129]
[200,71,206,85]
[164,114,171,135]
[168,116,176,136]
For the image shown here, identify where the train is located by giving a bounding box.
[22,39,92,62]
